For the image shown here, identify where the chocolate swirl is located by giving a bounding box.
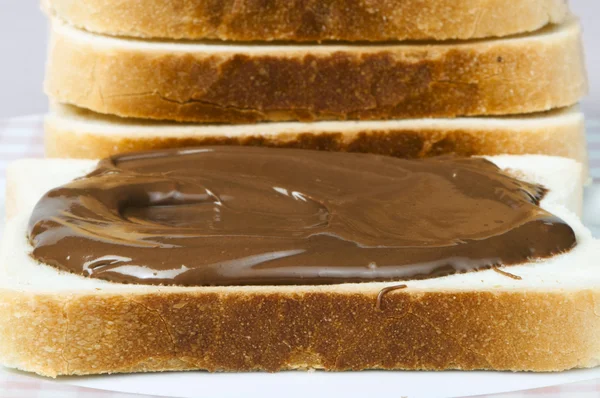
[28,147,576,286]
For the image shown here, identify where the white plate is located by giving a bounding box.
[56,367,600,398]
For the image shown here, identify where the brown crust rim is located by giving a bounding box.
[1,288,599,377]
[45,20,587,124]
[44,106,588,165]
[43,0,569,42]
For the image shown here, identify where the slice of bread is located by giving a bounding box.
[42,0,569,41]
[45,17,587,124]
[46,104,588,171]
[0,155,594,377]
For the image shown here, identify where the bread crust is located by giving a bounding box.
[45,19,588,124]
[42,0,569,41]
[1,287,599,377]
[45,106,588,165]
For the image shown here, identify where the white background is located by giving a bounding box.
[0,1,597,118]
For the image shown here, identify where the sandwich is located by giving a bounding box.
[0,147,593,377]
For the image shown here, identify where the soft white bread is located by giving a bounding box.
[1,155,595,377]
[42,0,569,41]
[46,105,588,171]
[45,17,587,124]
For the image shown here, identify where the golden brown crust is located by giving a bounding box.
[1,287,599,377]
[42,0,569,41]
[45,20,588,124]
[44,107,588,166]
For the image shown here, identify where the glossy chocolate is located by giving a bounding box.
[28,147,576,286]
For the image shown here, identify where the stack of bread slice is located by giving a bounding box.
[2,0,600,378]
[41,0,587,161]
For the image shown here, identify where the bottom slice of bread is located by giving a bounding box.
[1,156,598,377]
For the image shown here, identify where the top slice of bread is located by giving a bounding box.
[1,155,598,377]
[42,0,569,42]
[45,17,588,124]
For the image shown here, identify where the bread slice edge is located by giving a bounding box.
[42,0,569,41]
[45,17,588,123]
[45,105,588,176]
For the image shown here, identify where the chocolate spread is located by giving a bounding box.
[28,147,576,286]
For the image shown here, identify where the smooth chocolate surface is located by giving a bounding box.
[28,147,576,286]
